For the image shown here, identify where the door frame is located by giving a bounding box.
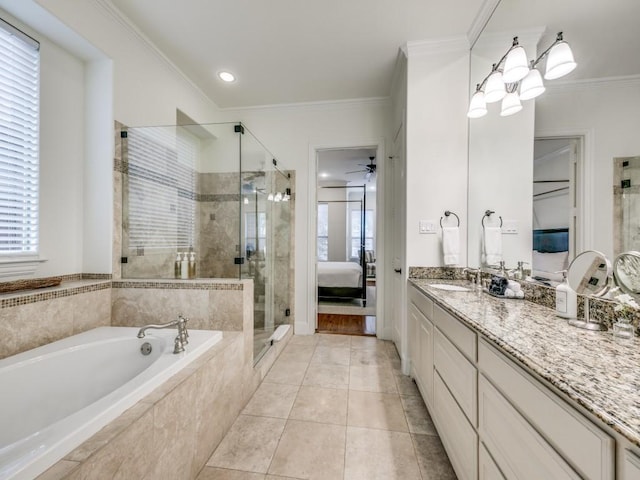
[306,138,387,337]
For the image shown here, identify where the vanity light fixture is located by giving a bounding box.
[468,32,576,118]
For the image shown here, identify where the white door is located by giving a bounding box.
[389,122,407,365]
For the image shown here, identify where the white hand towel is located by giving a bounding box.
[507,280,522,292]
[483,226,502,266]
[442,226,460,266]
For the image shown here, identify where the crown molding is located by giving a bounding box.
[219,96,390,113]
[91,0,218,108]
[401,35,470,58]
[545,74,640,94]
[467,0,501,48]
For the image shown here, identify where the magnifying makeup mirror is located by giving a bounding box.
[613,251,640,302]
[566,250,611,331]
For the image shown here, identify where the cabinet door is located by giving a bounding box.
[623,450,640,480]
[418,312,434,407]
[479,443,505,480]
[408,303,420,379]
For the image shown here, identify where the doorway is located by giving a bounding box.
[532,136,581,283]
[315,148,378,335]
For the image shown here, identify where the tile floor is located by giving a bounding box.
[198,334,456,480]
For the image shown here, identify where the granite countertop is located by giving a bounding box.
[409,278,640,447]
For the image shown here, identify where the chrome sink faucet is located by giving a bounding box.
[463,267,482,290]
[137,315,189,354]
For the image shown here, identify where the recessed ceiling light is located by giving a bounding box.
[218,71,236,83]
[319,172,330,178]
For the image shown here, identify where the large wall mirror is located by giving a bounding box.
[468,0,640,283]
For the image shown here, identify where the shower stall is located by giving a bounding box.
[119,121,293,363]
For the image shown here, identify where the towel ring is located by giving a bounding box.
[440,210,460,228]
[482,210,503,228]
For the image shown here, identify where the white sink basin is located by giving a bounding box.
[428,284,471,292]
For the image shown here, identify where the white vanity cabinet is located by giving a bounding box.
[406,283,624,480]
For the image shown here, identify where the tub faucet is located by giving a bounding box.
[137,315,189,354]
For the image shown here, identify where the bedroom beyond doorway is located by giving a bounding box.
[316,147,378,335]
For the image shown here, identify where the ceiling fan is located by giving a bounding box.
[346,156,376,181]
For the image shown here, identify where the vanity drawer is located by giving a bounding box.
[433,372,478,480]
[479,339,614,480]
[479,375,581,480]
[433,304,476,360]
[434,328,477,425]
[409,284,433,319]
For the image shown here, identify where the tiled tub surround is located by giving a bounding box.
[409,278,640,447]
[37,331,245,480]
[0,279,111,359]
[112,279,255,366]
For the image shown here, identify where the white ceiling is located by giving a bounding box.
[109,0,486,108]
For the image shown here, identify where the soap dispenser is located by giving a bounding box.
[180,253,189,279]
[188,252,196,279]
[174,253,181,279]
[555,270,577,319]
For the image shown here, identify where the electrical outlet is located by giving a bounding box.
[419,220,437,234]
[502,220,518,234]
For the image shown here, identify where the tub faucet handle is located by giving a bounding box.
[173,335,185,354]
[177,315,189,345]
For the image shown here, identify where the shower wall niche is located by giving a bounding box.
[119,122,294,363]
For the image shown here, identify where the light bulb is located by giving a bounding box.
[467,90,487,118]
[544,40,577,80]
[267,193,274,201]
[500,92,522,116]
[503,45,530,83]
[519,68,545,100]
[484,70,506,103]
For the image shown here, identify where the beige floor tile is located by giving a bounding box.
[385,342,401,360]
[303,364,350,389]
[278,344,315,363]
[345,426,422,480]
[349,365,398,393]
[412,433,457,479]
[350,348,389,366]
[207,415,286,474]
[347,390,408,432]
[289,385,348,425]
[268,420,346,480]
[395,373,420,396]
[350,336,387,350]
[310,346,351,366]
[317,334,351,348]
[242,383,299,418]
[196,467,266,479]
[401,394,437,434]
[263,359,309,385]
[389,355,403,373]
[288,335,319,346]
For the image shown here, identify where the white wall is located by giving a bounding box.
[406,40,470,268]
[536,79,640,261]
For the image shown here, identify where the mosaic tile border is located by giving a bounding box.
[1,281,111,309]
[112,281,244,291]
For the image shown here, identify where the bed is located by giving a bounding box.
[317,261,367,306]
[531,228,570,283]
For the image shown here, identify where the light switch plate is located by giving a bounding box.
[419,220,437,234]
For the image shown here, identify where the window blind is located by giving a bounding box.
[0,19,39,255]
[127,127,196,250]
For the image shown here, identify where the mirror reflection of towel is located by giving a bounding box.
[442,227,460,266]
[483,227,502,266]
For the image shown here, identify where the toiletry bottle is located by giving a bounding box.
[181,253,189,279]
[188,252,196,279]
[555,270,577,319]
[174,253,181,279]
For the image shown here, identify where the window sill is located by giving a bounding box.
[0,256,47,278]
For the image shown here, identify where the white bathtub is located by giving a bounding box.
[0,326,223,479]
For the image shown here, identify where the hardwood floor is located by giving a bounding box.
[316,313,376,336]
